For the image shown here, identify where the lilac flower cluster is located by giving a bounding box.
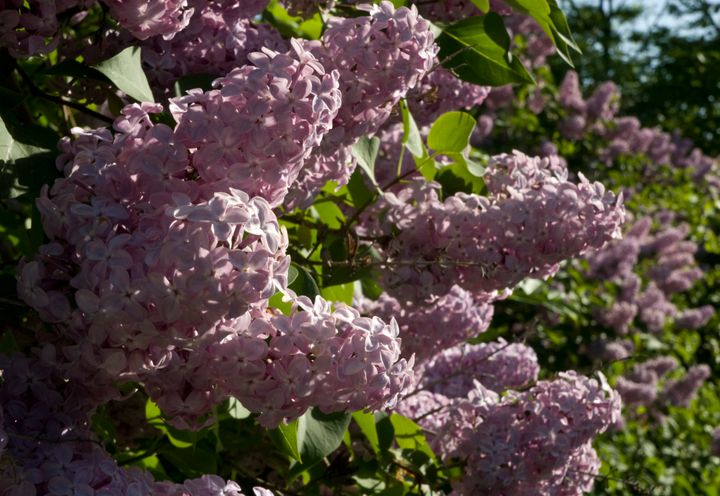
[405,68,490,127]
[18,93,412,430]
[415,0,512,22]
[556,71,718,180]
[437,372,621,495]
[0,352,272,496]
[418,338,540,396]
[287,1,437,206]
[281,0,336,18]
[101,0,194,40]
[142,1,287,89]
[170,39,342,206]
[615,357,710,419]
[586,213,713,335]
[146,295,413,429]
[0,0,96,57]
[367,151,624,303]
[357,286,495,363]
[712,428,720,457]
[18,104,288,381]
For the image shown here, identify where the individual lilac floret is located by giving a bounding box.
[439,372,621,495]
[418,339,539,396]
[171,40,341,206]
[101,0,195,40]
[357,286,494,363]
[143,2,287,89]
[146,295,415,429]
[370,151,624,303]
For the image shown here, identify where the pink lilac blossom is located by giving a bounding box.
[505,13,555,68]
[142,2,287,89]
[372,122,418,186]
[19,104,290,383]
[675,305,715,330]
[636,283,678,333]
[418,339,539,396]
[287,1,437,206]
[586,214,711,336]
[101,0,194,40]
[615,356,678,407]
[357,286,494,363]
[0,0,96,57]
[588,338,635,362]
[405,67,490,127]
[282,0,335,17]
[170,39,342,206]
[416,0,512,23]
[395,390,451,432]
[662,364,711,408]
[0,352,272,496]
[439,372,621,495]
[615,358,710,417]
[313,1,436,144]
[283,145,354,210]
[146,295,414,428]
[712,428,720,457]
[554,72,719,180]
[367,151,624,303]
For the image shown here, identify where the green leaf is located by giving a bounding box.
[312,202,345,230]
[145,399,193,448]
[226,397,251,420]
[399,100,425,158]
[470,0,490,12]
[427,111,476,153]
[437,14,534,86]
[270,419,302,462]
[288,263,320,299]
[436,161,485,196]
[351,136,381,190]
[389,414,437,462]
[376,413,395,453]
[297,409,351,462]
[0,116,57,199]
[504,0,580,67]
[416,156,438,181]
[93,46,155,103]
[320,282,354,305]
[287,264,300,286]
[347,169,374,208]
[42,59,110,81]
[352,411,380,453]
[446,152,486,178]
[268,291,292,315]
